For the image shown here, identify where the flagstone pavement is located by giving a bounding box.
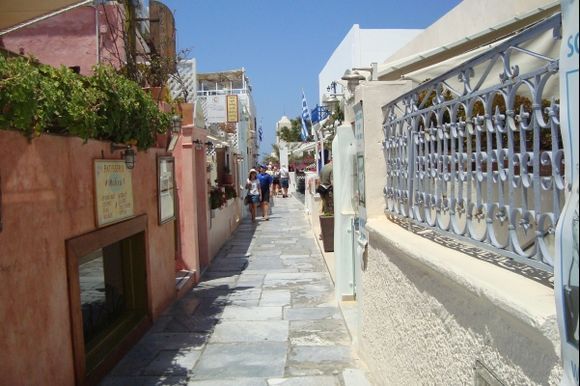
[100,195,371,386]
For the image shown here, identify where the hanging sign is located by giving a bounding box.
[205,95,226,123]
[226,95,239,123]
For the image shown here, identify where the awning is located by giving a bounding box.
[397,18,560,96]
[377,1,559,81]
[0,0,93,34]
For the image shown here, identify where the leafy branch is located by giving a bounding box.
[0,55,171,149]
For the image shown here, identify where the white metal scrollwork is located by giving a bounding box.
[382,14,564,271]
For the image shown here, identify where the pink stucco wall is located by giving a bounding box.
[174,130,199,274]
[0,4,125,75]
[0,130,175,385]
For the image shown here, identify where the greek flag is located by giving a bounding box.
[300,91,311,142]
[258,125,263,142]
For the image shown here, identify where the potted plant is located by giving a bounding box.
[209,186,224,216]
[224,185,237,204]
[222,165,233,185]
[319,186,334,252]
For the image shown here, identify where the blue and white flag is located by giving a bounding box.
[300,116,308,142]
[300,91,311,142]
[258,125,263,142]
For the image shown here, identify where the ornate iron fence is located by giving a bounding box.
[382,14,564,271]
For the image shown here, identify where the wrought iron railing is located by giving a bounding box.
[382,14,564,271]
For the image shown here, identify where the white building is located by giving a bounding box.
[195,68,258,187]
[318,24,422,103]
[314,0,577,384]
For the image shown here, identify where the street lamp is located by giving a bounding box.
[323,94,340,114]
[341,69,366,92]
[324,81,344,115]
[166,115,182,152]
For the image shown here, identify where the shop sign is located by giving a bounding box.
[226,95,239,123]
[94,160,134,227]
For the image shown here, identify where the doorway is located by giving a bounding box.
[66,215,151,385]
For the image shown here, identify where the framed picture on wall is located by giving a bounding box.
[157,156,176,225]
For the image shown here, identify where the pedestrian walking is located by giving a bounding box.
[279,164,290,198]
[245,168,261,223]
[318,158,333,214]
[257,165,273,220]
[272,166,281,197]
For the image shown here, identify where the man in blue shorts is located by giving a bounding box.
[257,165,273,220]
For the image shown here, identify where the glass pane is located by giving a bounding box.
[79,243,126,345]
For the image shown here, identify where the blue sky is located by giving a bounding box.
[161,0,461,156]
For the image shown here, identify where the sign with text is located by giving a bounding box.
[94,160,134,227]
[226,94,239,122]
[204,95,226,123]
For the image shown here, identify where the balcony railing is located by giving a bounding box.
[382,14,563,271]
[196,88,248,96]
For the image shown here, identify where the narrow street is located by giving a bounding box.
[100,195,370,386]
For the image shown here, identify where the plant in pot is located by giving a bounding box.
[222,165,233,185]
[319,186,334,252]
[224,185,237,201]
[209,186,223,210]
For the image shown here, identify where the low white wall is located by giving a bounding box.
[302,175,338,284]
[208,199,241,259]
[359,217,562,386]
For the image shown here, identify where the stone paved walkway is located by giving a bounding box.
[100,195,370,386]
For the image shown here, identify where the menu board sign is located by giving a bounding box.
[94,160,134,227]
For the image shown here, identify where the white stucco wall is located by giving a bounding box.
[360,219,562,385]
[384,0,557,63]
[347,77,562,386]
[208,200,241,259]
[318,25,422,103]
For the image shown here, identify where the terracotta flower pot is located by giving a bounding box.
[319,215,334,252]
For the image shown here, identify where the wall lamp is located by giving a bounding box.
[110,143,136,170]
[341,69,366,91]
[323,94,340,113]
[192,139,214,151]
[171,115,182,134]
[327,81,344,95]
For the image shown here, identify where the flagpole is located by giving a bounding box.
[319,127,323,174]
[301,89,318,175]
